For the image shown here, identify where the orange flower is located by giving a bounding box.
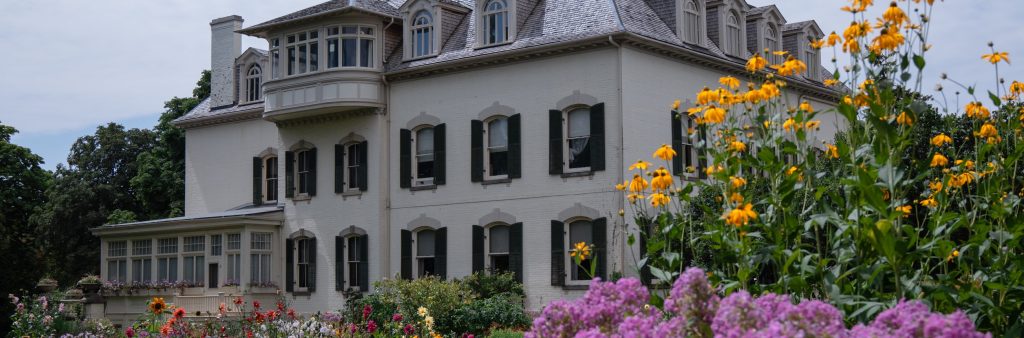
[982,51,1010,65]
[173,308,186,319]
[746,55,769,72]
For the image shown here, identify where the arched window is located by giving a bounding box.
[486,223,511,272]
[765,25,779,63]
[726,12,742,56]
[414,126,436,185]
[683,1,701,44]
[412,10,433,57]
[483,0,509,45]
[246,65,262,102]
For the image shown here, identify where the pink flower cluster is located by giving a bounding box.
[527,268,989,338]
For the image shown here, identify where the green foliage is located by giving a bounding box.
[488,329,526,338]
[445,294,531,336]
[461,271,524,299]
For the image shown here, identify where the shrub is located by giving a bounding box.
[461,271,524,299]
[489,328,526,338]
[446,294,531,335]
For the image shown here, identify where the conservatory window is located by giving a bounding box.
[251,232,272,284]
[226,233,241,285]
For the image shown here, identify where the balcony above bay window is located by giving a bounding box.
[247,19,389,122]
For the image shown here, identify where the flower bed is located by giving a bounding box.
[527,268,987,337]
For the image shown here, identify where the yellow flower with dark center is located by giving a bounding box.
[843,20,872,41]
[629,174,648,192]
[809,39,825,49]
[896,111,913,126]
[705,165,723,176]
[843,39,861,53]
[786,166,799,176]
[729,192,744,203]
[651,167,673,191]
[570,242,591,260]
[965,102,990,120]
[723,203,758,227]
[703,106,727,124]
[824,79,839,87]
[760,82,780,98]
[982,51,1010,65]
[948,172,975,188]
[870,28,905,54]
[929,180,943,192]
[952,249,959,257]
[728,140,747,153]
[955,160,975,170]
[418,306,429,317]
[895,205,912,216]
[775,56,808,76]
[979,123,998,138]
[615,182,626,191]
[799,101,815,113]
[805,121,821,130]
[930,153,949,167]
[730,176,747,189]
[649,193,670,207]
[882,2,908,26]
[825,143,839,159]
[627,193,644,203]
[654,144,677,161]
[920,198,938,208]
[149,297,167,315]
[746,55,768,72]
[697,87,719,105]
[629,160,651,171]
[826,32,841,46]
[931,133,953,147]
[1010,81,1024,98]
[783,118,799,132]
[719,76,740,90]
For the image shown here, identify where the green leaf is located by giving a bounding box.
[913,55,926,70]
[989,91,1002,107]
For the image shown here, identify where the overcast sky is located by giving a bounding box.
[1,0,1021,170]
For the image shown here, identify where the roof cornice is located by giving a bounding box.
[171,106,264,129]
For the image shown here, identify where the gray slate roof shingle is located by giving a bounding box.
[241,0,405,34]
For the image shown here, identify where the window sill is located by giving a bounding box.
[341,190,363,198]
[562,284,590,291]
[292,194,312,202]
[560,171,594,178]
[291,291,312,297]
[410,184,437,192]
[482,177,511,185]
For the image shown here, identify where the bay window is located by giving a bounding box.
[327,25,375,68]
[251,232,272,285]
[286,29,319,76]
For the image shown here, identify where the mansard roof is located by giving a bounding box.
[239,0,405,36]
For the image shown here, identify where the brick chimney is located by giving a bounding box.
[209,15,243,108]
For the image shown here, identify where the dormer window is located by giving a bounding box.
[765,25,780,62]
[411,11,434,58]
[286,29,319,75]
[682,1,702,44]
[327,25,375,68]
[805,44,819,80]
[482,0,509,45]
[245,65,262,102]
[725,11,742,56]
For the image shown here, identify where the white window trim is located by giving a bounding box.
[225,233,242,286]
[270,38,281,80]
[326,24,377,69]
[405,6,440,60]
[107,258,127,283]
[284,29,320,77]
[765,24,780,63]
[250,232,273,286]
[343,235,363,290]
[343,142,363,192]
[264,156,279,203]
[293,237,312,293]
[483,116,510,180]
[478,0,514,47]
[564,218,594,286]
[679,0,703,45]
[412,229,436,278]
[563,107,592,174]
[244,64,262,103]
[412,126,435,187]
[725,11,742,56]
[484,223,511,273]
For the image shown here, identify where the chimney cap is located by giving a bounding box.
[210,15,244,26]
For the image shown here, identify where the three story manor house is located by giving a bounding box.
[92,0,843,322]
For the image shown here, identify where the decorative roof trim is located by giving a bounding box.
[172,107,264,129]
[239,6,402,38]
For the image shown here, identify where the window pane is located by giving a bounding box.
[298,45,307,73]
[569,220,593,245]
[568,109,591,137]
[489,225,510,253]
[211,235,222,256]
[489,151,508,176]
[488,118,508,148]
[310,42,319,72]
[360,39,373,67]
[328,39,339,68]
[342,26,358,34]
[416,128,434,155]
[288,47,296,75]
[360,27,373,35]
[342,38,357,67]
[491,255,510,272]
[417,230,435,257]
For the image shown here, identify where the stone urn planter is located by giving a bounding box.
[37,278,58,293]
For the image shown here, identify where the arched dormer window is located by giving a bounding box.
[411,10,434,58]
[246,64,262,102]
[483,0,509,45]
[805,41,819,80]
[765,24,779,63]
[682,1,701,44]
[725,11,742,56]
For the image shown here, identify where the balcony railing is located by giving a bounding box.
[262,69,383,122]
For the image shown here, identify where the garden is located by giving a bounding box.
[7,0,1024,336]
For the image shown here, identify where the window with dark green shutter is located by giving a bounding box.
[295,148,317,196]
[472,225,485,272]
[671,110,698,176]
[508,114,522,178]
[335,236,344,291]
[400,230,412,279]
[554,103,605,174]
[285,151,295,198]
[548,110,563,175]
[474,116,517,182]
[253,157,263,206]
[400,129,412,189]
[336,142,368,193]
[550,220,565,286]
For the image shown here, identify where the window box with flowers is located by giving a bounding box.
[247,281,280,295]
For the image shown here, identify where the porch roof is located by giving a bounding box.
[91,206,284,237]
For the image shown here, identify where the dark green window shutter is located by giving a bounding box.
[435,227,447,279]
[358,234,369,292]
[698,126,708,179]
[335,145,345,194]
[593,218,607,280]
[286,238,295,292]
[253,157,263,206]
[550,220,565,286]
[358,141,368,191]
[671,111,685,175]
[307,237,317,292]
[590,103,606,172]
[400,129,411,189]
[510,222,523,283]
[285,151,295,198]
[307,148,317,196]
[472,225,485,273]
[508,114,522,179]
[400,230,412,279]
[471,120,484,182]
[342,237,350,290]
[549,110,563,175]
[433,124,446,185]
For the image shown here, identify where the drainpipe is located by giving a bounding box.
[378,16,395,282]
[609,35,627,276]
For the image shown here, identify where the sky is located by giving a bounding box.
[1,0,1021,170]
